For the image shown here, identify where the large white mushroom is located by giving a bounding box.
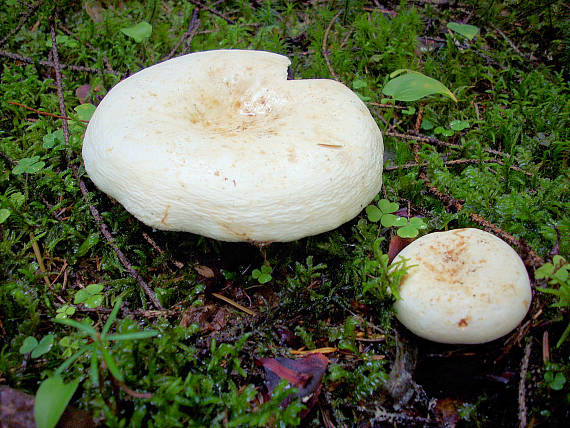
[82,50,383,242]
[392,228,532,344]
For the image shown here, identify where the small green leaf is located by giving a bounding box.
[397,225,420,238]
[55,318,98,337]
[409,217,427,229]
[0,208,10,224]
[84,294,104,308]
[352,79,368,90]
[402,106,416,115]
[10,192,25,207]
[107,330,159,341]
[120,21,153,43]
[442,129,455,137]
[366,205,382,222]
[12,156,45,175]
[74,103,96,121]
[535,263,554,279]
[380,213,398,227]
[19,336,38,354]
[421,119,434,130]
[450,119,470,131]
[392,217,409,227]
[447,22,479,41]
[75,233,99,257]
[34,375,80,428]
[377,199,399,214]
[102,298,122,337]
[100,346,124,382]
[548,372,566,390]
[383,70,457,102]
[31,334,54,358]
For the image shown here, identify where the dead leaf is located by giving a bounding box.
[388,235,414,264]
[195,264,215,278]
[84,0,104,23]
[75,84,91,104]
[434,397,460,428]
[255,353,329,417]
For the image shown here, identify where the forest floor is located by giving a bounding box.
[0,1,568,427]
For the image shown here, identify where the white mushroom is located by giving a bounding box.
[392,228,532,344]
[82,50,383,242]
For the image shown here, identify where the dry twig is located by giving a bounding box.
[7,101,89,123]
[49,20,163,309]
[188,0,235,25]
[0,50,121,75]
[322,10,342,81]
[165,8,201,60]
[518,341,532,428]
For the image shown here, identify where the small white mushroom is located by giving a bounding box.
[82,50,383,242]
[392,228,532,344]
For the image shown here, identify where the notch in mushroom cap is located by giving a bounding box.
[82,50,383,243]
[391,228,532,344]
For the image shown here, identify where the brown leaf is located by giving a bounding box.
[434,397,460,428]
[195,264,215,278]
[84,0,104,23]
[75,83,91,104]
[388,235,414,263]
[255,353,329,417]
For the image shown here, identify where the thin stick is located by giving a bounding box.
[165,8,201,60]
[211,292,256,316]
[384,130,511,157]
[0,50,120,75]
[385,158,533,176]
[7,101,89,123]
[518,341,532,428]
[188,0,235,25]
[30,233,50,288]
[322,10,342,81]
[0,1,40,47]
[49,21,163,309]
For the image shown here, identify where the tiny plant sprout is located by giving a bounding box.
[82,50,384,243]
[391,228,532,344]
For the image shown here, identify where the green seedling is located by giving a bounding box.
[252,264,273,284]
[543,363,566,391]
[120,21,153,43]
[382,69,457,102]
[447,22,479,41]
[12,156,45,175]
[536,255,569,347]
[366,199,427,238]
[55,305,76,320]
[74,283,104,308]
[34,375,80,428]
[19,334,54,358]
[54,298,158,383]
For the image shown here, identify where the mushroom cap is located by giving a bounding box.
[82,50,383,242]
[392,228,532,344]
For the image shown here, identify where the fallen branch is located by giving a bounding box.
[518,341,532,428]
[419,171,544,268]
[49,20,163,309]
[385,158,533,176]
[188,0,235,25]
[384,130,511,158]
[164,7,201,60]
[0,49,121,75]
[7,100,88,123]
